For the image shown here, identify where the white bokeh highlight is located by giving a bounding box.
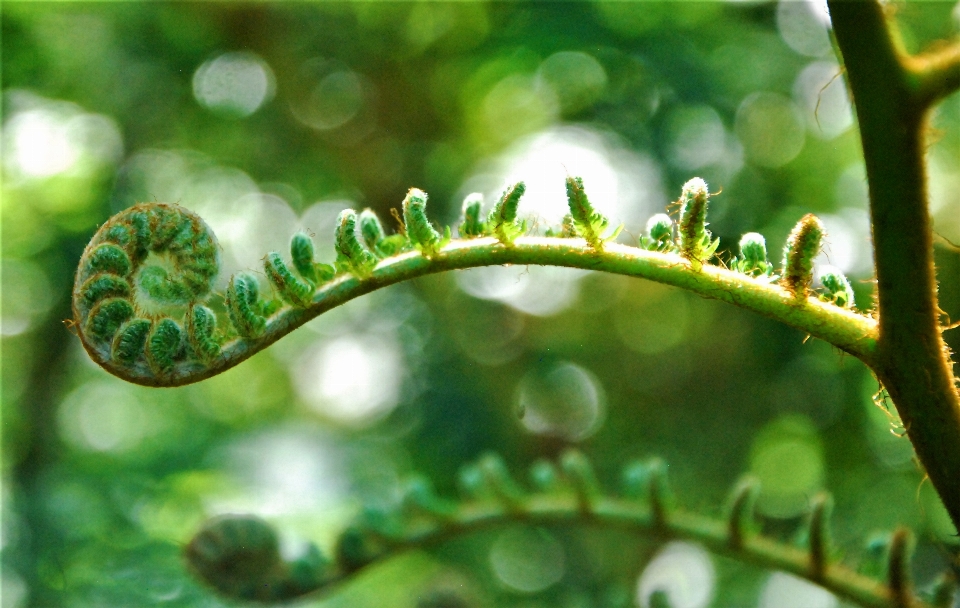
[1,258,54,337]
[664,105,728,170]
[482,74,560,143]
[536,51,608,114]
[456,265,589,317]
[456,125,665,316]
[793,61,853,139]
[58,382,153,452]
[216,429,347,516]
[7,110,80,176]
[295,70,365,130]
[814,209,872,276]
[193,52,275,117]
[637,542,716,608]
[489,527,565,593]
[777,0,832,57]
[929,150,960,243]
[758,572,837,608]
[2,92,123,180]
[516,361,605,441]
[293,334,404,425]
[735,92,806,168]
[834,163,870,210]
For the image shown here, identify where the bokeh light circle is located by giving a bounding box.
[192,51,275,117]
[516,361,606,441]
[537,51,608,115]
[758,572,837,608]
[636,542,715,608]
[735,92,806,168]
[293,334,404,426]
[749,415,824,518]
[489,527,565,593]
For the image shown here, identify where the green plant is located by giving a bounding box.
[72,179,875,386]
[183,450,939,607]
[65,2,960,607]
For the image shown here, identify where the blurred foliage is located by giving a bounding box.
[2,2,960,607]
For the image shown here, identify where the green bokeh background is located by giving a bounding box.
[3,2,960,607]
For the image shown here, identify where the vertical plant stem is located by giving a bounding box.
[829,0,960,530]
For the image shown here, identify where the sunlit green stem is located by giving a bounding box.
[126,236,878,387]
[307,496,928,608]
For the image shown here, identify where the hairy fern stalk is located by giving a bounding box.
[72,177,870,388]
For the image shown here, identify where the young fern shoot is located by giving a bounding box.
[677,177,719,270]
[185,451,941,608]
[640,213,676,253]
[403,188,449,257]
[72,177,875,387]
[488,182,526,245]
[781,214,825,299]
[564,175,623,248]
[732,233,776,279]
[73,203,221,381]
[459,193,486,237]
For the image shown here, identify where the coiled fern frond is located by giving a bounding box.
[72,178,871,387]
[185,451,946,608]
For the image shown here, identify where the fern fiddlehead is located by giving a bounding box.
[564,175,622,248]
[640,213,676,253]
[185,451,943,608]
[732,232,775,279]
[185,514,328,602]
[73,178,877,387]
[403,187,449,257]
[72,202,221,385]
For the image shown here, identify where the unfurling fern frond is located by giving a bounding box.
[185,451,940,608]
[73,183,873,387]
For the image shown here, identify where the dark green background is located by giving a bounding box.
[3,2,959,607]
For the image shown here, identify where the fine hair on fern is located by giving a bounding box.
[73,177,870,388]
[781,213,825,299]
[676,177,720,271]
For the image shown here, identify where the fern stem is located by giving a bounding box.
[830,0,960,532]
[187,449,939,608]
[110,236,878,386]
[405,499,925,608]
[262,496,930,608]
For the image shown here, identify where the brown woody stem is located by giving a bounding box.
[829,0,960,530]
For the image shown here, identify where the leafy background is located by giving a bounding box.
[2,2,960,607]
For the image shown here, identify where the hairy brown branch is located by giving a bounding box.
[829,0,960,530]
